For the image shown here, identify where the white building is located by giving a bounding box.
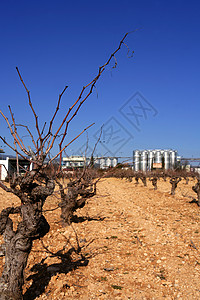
[0,156,32,180]
[62,156,118,170]
[0,157,8,180]
[62,156,89,169]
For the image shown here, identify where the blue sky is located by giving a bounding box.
[0,0,200,159]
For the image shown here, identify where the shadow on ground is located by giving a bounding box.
[71,215,105,223]
[189,199,200,207]
[24,246,89,300]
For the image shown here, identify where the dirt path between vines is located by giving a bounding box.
[0,178,199,299]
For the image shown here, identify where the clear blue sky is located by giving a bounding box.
[0,0,199,159]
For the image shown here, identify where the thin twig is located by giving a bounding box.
[49,123,95,165]
[16,67,42,148]
[46,32,133,154]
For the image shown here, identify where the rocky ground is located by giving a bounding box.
[0,177,199,299]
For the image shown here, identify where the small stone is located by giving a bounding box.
[157,259,161,264]
[99,290,106,294]
[175,279,179,284]
[104,267,114,271]
[162,281,172,286]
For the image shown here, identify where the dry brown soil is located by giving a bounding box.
[0,178,199,299]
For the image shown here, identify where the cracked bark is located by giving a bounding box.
[170,177,181,195]
[192,180,200,207]
[0,175,55,300]
[58,179,96,226]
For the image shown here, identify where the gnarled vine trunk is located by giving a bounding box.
[140,175,147,187]
[0,174,55,300]
[192,180,200,207]
[150,177,158,190]
[58,178,96,226]
[170,177,181,195]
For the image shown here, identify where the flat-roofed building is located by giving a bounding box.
[0,156,32,180]
[62,156,118,170]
